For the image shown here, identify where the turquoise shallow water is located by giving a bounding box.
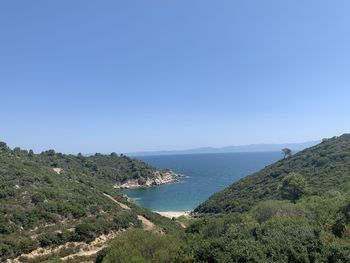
[119,152,281,211]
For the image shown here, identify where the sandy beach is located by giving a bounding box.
[154,211,191,219]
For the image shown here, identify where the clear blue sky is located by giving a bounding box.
[1,0,350,153]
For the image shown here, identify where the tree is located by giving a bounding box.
[280,172,308,202]
[47,149,55,156]
[0,142,7,149]
[31,193,46,204]
[282,148,292,159]
[13,147,21,153]
[332,202,350,238]
[75,223,96,242]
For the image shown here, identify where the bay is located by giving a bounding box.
[120,152,281,211]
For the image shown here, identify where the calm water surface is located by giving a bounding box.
[120,152,281,211]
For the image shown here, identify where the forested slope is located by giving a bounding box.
[0,142,180,262]
[196,134,350,213]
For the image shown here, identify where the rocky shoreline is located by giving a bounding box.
[113,170,183,189]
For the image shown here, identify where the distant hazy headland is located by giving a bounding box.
[128,141,320,156]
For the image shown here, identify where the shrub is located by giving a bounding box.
[31,193,46,204]
[280,172,308,202]
[74,223,97,242]
[252,200,306,224]
[100,229,184,263]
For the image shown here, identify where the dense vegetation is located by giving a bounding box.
[96,229,186,263]
[97,134,350,263]
[37,149,166,185]
[181,197,350,262]
[2,134,350,262]
[97,196,350,263]
[0,142,179,261]
[196,134,350,213]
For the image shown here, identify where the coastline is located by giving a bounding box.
[154,211,191,219]
[114,170,183,189]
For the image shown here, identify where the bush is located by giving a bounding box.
[280,172,308,202]
[38,232,72,247]
[31,192,46,204]
[100,229,185,263]
[252,200,306,224]
[74,223,97,242]
[0,243,11,257]
[18,237,37,254]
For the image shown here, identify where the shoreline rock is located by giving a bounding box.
[113,170,183,189]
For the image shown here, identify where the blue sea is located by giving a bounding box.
[119,152,281,211]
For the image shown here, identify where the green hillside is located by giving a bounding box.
[2,135,350,263]
[195,134,350,214]
[95,134,350,262]
[0,142,180,262]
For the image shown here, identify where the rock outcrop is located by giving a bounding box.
[113,170,182,189]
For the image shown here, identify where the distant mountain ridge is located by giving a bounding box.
[128,140,320,156]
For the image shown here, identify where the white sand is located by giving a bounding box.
[154,211,190,219]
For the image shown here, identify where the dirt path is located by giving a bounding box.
[103,193,163,234]
[137,215,163,234]
[61,229,123,261]
[61,245,106,261]
[9,194,163,262]
[178,221,187,228]
[103,193,130,210]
